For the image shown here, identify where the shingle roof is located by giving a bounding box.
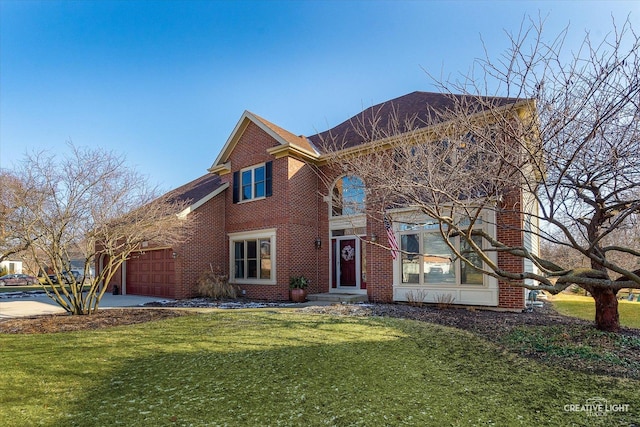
[167,173,225,206]
[251,113,319,154]
[308,91,521,152]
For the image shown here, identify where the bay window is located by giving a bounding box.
[399,218,486,286]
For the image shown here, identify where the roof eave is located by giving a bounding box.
[316,98,536,164]
[267,144,321,162]
[177,182,229,219]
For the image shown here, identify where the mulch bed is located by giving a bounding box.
[0,309,191,334]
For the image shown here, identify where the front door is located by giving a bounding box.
[336,237,359,289]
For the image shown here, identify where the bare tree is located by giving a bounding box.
[0,171,33,262]
[8,145,194,314]
[322,17,640,331]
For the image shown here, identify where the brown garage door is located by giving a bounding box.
[126,248,175,298]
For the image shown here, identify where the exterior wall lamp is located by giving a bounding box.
[370,233,378,243]
[172,251,178,259]
[314,237,322,250]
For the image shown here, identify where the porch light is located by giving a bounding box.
[371,233,378,243]
[172,251,178,259]
[314,237,322,250]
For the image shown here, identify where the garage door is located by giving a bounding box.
[126,248,175,298]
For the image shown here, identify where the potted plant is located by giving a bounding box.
[289,275,309,302]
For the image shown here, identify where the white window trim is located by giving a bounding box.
[228,228,276,285]
[239,163,266,203]
[390,209,499,306]
[391,209,498,288]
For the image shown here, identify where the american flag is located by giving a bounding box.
[384,215,399,259]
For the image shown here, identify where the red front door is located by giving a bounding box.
[338,238,357,287]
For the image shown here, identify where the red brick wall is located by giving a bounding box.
[224,122,321,300]
[366,214,394,302]
[128,117,528,308]
[173,192,227,299]
[286,157,324,294]
[496,191,526,309]
[317,163,526,307]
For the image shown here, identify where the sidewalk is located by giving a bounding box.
[0,292,170,319]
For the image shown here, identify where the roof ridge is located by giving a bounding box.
[249,111,319,154]
[307,91,523,151]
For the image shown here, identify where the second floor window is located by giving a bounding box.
[233,161,273,203]
[332,175,365,216]
[242,164,265,200]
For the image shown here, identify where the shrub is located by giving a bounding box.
[434,293,456,310]
[197,266,238,300]
[405,289,428,307]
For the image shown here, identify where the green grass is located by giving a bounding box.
[503,324,640,373]
[551,293,640,329]
[1,311,639,426]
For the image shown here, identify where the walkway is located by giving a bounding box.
[0,292,169,319]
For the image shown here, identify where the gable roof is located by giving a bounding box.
[165,173,228,217]
[208,91,527,173]
[308,91,523,152]
[209,111,319,173]
[251,112,318,153]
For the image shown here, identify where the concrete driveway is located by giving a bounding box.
[0,292,171,319]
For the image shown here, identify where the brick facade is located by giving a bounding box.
[496,192,527,309]
[105,93,531,310]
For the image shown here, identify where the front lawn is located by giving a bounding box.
[551,293,640,329]
[1,310,638,426]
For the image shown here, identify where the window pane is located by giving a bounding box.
[242,170,252,200]
[401,234,420,284]
[255,181,265,198]
[234,242,244,278]
[333,175,365,216]
[260,239,271,279]
[461,236,483,285]
[254,166,265,198]
[235,261,244,279]
[247,240,257,259]
[342,176,365,215]
[234,242,244,259]
[246,240,257,278]
[248,260,257,278]
[423,233,456,284]
[332,179,343,216]
[254,166,265,182]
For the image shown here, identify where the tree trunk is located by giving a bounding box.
[591,287,620,332]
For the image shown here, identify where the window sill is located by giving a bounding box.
[231,279,277,285]
[237,196,266,204]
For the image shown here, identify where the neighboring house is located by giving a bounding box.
[0,260,22,275]
[103,91,538,310]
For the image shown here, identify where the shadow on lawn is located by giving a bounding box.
[50,313,640,427]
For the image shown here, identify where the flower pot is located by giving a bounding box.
[290,288,307,303]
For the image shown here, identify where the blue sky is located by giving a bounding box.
[1,0,637,191]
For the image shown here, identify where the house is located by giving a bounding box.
[0,260,22,275]
[104,91,538,310]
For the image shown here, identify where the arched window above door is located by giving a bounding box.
[332,175,365,216]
